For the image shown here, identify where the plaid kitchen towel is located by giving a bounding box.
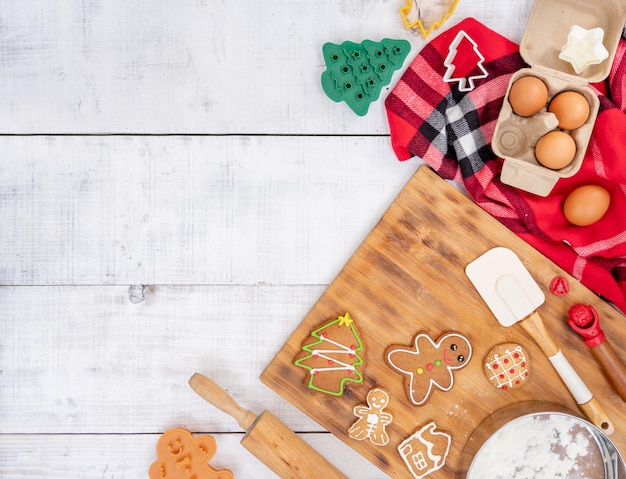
[386,18,626,313]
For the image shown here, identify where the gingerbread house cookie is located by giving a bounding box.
[386,331,472,406]
[294,312,364,396]
[398,422,451,479]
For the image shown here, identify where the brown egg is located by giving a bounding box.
[535,131,576,169]
[548,91,590,130]
[508,76,549,117]
[563,185,611,226]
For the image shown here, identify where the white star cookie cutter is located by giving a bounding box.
[443,30,488,92]
[559,25,609,74]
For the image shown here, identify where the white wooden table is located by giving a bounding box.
[0,1,535,477]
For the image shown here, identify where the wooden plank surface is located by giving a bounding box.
[0,284,326,433]
[0,283,383,478]
[0,0,533,135]
[0,135,416,285]
[4,0,616,477]
[0,433,383,479]
[262,166,626,478]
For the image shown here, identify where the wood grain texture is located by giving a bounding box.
[262,166,626,478]
[0,0,593,477]
[240,412,349,479]
[0,1,533,135]
[189,374,349,478]
[0,432,384,479]
[0,135,418,285]
[0,284,328,433]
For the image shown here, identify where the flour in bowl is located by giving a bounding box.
[468,414,604,478]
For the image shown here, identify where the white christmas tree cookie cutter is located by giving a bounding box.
[558,25,609,74]
[443,30,488,92]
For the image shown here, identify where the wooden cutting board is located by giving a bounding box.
[261,166,626,478]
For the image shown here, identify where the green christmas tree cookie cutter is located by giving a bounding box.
[321,38,411,116]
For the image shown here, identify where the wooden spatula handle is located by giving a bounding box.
[189,373,258,430]
[519,311,559,357]
[521,312,614,434]
[579,397,615,436]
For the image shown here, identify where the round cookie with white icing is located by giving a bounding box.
[483,343,530,390]
[385,331,472,406]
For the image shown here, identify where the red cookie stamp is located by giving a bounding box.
[550,275,570,296]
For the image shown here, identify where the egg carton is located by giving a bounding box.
[492,0,626,197]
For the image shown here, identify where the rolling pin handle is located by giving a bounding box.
[189,373,258,430]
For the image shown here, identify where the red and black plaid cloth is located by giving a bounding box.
[386,18,626,313]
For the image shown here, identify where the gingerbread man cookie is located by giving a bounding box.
[386,332,472,406]
[148,428,234,479]
[348,387,393,446]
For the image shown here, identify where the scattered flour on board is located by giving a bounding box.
[468,414,602,479]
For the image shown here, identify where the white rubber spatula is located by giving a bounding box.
[466,247,614,435]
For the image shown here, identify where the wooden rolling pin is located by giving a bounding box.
[567,304,626,402]
[189,373,348,479]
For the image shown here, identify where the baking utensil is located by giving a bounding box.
[261,167,626,478]
[465,247,614,435]
[459,401,626,479]
[568,304,626,402]
[188,372,348,479]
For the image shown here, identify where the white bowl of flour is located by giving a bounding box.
[462,403,625,479]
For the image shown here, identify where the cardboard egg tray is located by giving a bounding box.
[492,0,626,197]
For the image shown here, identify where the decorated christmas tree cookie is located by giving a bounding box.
[321,39,411,116]
[294,312,364,395]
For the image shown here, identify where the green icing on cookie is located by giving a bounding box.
[294,312,364,395]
